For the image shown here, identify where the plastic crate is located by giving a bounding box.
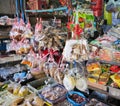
[27,77,56,93]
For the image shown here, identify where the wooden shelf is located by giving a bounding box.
[0,35,10,40]
[88,81,120,100]
[88,81,108,94]
[0,25,12,27]
[0,54,22,64]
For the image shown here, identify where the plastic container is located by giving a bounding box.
[67,91,87,106]
[38,84,67,104]
[27,77,56,93]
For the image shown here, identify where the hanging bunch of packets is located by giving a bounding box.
[67,9,96,39]
[76,10,95,33]
[67,10,83,39]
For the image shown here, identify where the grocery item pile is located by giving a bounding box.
[0,3,120,105]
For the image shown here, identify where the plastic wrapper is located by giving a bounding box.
[43,61,57,78]
[85,98,108,106]
[8,18,33,54]
[110,73,120,88]
[13,83,21,95]
[110,65,120,73]
[99,48,113,62]
[113,51,120,63]
[63,61,88,93]
[6,40,17,52]
[33,18,67,51]
[101,64,110,72]
[22,18,33,38]
[96,34,117,43]
[0,90,20,106]
[30,67,45,79]
[18,86,29,97]
[76,77,88,92]
[89,69,101,79]
[7,38,31,54]
[16,38,31,54]
[98,72,110,85]
[43,52,58,78]
[87,76,98,83]
[113,40,120,50]
[70,63,88,92]
[0,16,15,25]
[63,74,76,91]
[89,45,99,59]
[21,50,38,68]
[54,67,64,84]
[8,83,31,97]
[13,71,27,83]
[9,18,33,55]
[9,18,26,40]
[63,39,89,62]
[86,61,101,73]
[108,27,120,39]
[90,34,117,48]
[0,65,26,80]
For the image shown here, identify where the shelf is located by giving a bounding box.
[88,81,120,100]
[99,60,120,66]
[88,81,108,95]
[88,59,120,66]
[0,25,12,27]
[0,54,22,64]
[0,35,10,40]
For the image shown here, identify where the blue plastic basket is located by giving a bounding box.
[67,91,87,106]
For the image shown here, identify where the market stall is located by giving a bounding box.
[0,0,120,106]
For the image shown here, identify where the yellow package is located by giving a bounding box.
[111,74,120,87]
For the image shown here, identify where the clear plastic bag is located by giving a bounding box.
[99,48,113,62]
[113,51,120,63]
[43,53,58,78]
[63,39,89,62]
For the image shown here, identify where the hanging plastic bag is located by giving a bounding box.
[71,62,88,92]
[99,48,113,62]
[63,74,76,91]
[104,4,112,25]
[43,50,58,78]
[54,67,64,84]
[63,39,89,62]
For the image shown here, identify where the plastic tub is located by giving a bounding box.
[67,91,87,106]
[38,84,67,104]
